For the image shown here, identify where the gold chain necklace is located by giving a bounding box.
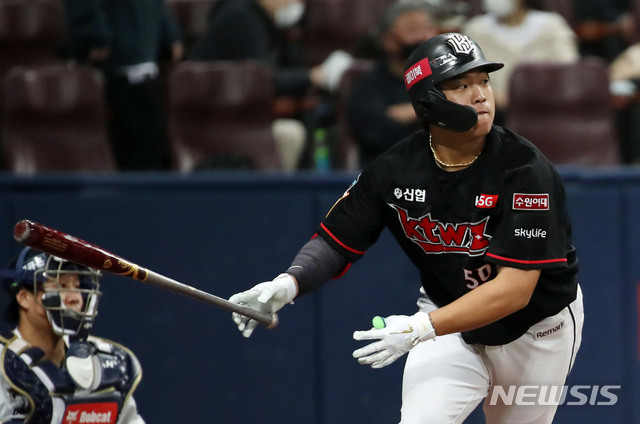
[429,132,481,168]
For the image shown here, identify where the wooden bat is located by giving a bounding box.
[13,219,278,329]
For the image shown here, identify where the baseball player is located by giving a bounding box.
[0,246,144,424]
[229,33,584,423]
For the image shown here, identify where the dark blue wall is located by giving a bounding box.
[0,169,637,424]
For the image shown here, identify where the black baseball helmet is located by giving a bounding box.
[404,33,504,132]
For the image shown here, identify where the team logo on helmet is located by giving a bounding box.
[446,34,474,56]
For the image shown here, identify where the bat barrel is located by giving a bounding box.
[14,219,150,281]
[13,219,31,242]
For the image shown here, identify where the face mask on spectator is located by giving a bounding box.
[483,0,517,18]
[275,1,305,29]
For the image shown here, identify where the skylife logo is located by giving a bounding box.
[488,385,621,406]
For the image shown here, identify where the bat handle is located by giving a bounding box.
[266,313,279,329]
[231,303,279,329]
[142,270,279,329]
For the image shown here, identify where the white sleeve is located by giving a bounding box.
[0,376,20,422]
[116,396,145,424]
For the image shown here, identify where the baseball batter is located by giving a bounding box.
[229,33,584,423]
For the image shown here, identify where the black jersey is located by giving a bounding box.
[318,126,578,345]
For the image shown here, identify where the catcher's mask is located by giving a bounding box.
[2,246,102,338]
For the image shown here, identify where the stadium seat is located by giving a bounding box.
[0,0,65,106]
[1,65,116,173]
[334,60,374,170]
[632,0,640,43]
[506,58,620,166]
[167,60,282,171]
[301,0,394,66]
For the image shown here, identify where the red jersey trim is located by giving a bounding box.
[334,263,353,279]
[486,252,567,264]
[320,223,366,255]
[311,231,353,280]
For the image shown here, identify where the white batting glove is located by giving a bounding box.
[352,312,436,369]
[228,273,297,338]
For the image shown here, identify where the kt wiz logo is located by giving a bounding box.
[390,205,491,256]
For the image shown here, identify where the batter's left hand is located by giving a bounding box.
[229,273,297,338]
[352,312,436,368]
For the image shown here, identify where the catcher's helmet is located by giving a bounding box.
[404,33,504,132]
[1,247,49,296]
[1,246,101,338]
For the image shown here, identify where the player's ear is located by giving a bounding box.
[16,287,32,309]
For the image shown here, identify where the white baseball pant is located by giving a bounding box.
[399,285,584,424]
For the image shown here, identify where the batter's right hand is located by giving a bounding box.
[352,312,436,368]
[229,273,297,338]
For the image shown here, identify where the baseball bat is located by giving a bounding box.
[13,219,278,329]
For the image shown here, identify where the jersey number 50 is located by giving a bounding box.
[464,264,492,289]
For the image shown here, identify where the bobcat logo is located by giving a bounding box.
[65,410,79,422]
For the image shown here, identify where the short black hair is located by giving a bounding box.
[1,247,44,324]
[2,282,32,324]
[3,295,20,324]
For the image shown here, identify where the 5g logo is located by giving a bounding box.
[475,194,498,209]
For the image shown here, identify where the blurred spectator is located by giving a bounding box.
[573,0,635,62]
[610,42,640,164]
[463,0,579,124]
[353,0,469,60]
[347,0,439,167]
[61,0,184,171]
[188,0,353,171]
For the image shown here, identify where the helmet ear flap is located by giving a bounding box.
[412,90,478,132]
[411,98,432,128]
[427,90,478,132]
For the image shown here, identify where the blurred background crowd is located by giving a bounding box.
[1,0,640,173]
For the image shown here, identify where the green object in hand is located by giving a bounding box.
[372,315,386,329]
